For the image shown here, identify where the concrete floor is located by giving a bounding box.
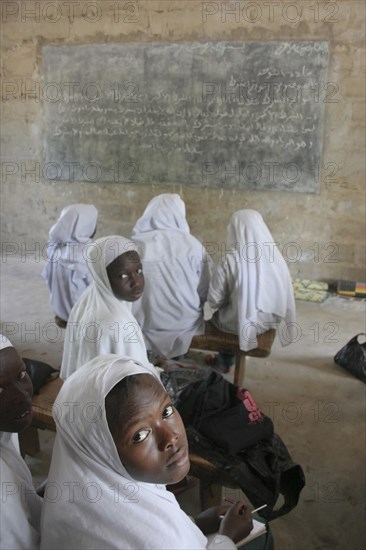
[1,255,365,550]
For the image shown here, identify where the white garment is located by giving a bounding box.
[60,236,156,380]
[132,194,212,358]
[42,204,98,321]
[0,432,42,550]
[41,355,235,550]
[208,210,296,351]
[0,336,13,350]
[0,336,42,549]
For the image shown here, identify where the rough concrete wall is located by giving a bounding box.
[1,0,365,281]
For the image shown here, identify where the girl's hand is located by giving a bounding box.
[218,500,253,543]
[195,505,229,535]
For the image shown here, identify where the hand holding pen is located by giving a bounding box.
[218,499,253,543]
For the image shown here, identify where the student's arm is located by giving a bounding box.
[196,250,214,303]
[194,501,253,549]
[206,533,237,550]
[207,260,231,312]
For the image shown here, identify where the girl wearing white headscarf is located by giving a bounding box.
[0,335,42,549]
[132,194,213,358]
[42,204,98,325]
[60,236,156,380]
[208,210,296,352]
[40,355,247,550]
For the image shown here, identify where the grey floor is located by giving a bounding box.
[1,255,365,550]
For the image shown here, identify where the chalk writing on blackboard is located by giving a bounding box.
[43,41,329,192]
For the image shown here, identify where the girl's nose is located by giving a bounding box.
[130,274,139,287]
[14,382,32,402]
[159,424,178,451]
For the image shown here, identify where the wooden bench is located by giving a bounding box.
[19,375,62,457]
[190,322,276,385]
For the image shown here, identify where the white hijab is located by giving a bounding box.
[44,203,98,268]
[41,355,210,550]
[131,194,212,358]
[210,210,296,349]
[0,335,42,549]
[42,204,98,320]
[132,194,190,234]
[60,236,155,380]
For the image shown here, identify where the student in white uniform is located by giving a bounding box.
[42,203,98,327]
[60,236,156,380]
[41,354,255,550]
[0,336,42,549]
[132,194,212,359]
[207,210,296,369]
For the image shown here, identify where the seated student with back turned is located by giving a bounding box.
[41,355,272,549]
[0,335,42,549]
[60,235,157,380]
[42,203,98,328]
[207,209,296,371]
[132,193,213,359]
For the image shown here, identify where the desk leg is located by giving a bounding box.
[234,355,246,386]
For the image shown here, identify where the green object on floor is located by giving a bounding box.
[292,279,329,303]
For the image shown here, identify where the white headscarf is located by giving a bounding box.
[0,335,42,549]
[42,204,98,320]
[60,236,156,380]
[131,195,212,357]
[132,194,190,234]
[41,355,209,550]
[0,335,13,350]
[209,210,296,350]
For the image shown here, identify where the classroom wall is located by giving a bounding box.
[1,0,365,281]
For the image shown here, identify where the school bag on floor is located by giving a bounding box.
[161,367,305,520]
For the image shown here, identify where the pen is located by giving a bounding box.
[223,497,267,514]
[251,504,267,514]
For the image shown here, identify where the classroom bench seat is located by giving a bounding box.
[190,322,276,385]
[18,376,62,457]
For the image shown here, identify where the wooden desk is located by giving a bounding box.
[190,323,276,385]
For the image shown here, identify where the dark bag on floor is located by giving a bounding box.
[23,358,58,394]
[187,426,306,521]
[334,333,366,383]
[163,369,273,454]
[162,367,305,520]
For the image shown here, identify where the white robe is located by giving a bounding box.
[42,204,98,321]
[0,432,42,550]
[60,236,156,380]
[132,194,212,358]
[41,355,235,550]
[208,210,296,351]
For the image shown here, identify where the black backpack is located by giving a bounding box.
[161,367,305,520]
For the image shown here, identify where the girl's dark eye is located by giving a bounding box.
[132,428,150,443]
[18,371,27,380]
[162,405,174,418]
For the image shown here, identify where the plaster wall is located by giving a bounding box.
[1,0,365,281]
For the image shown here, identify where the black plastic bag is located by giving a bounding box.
[334,333,366,383]
[23,357,58,394]
[187,426,305,521]
[174,370,274,454]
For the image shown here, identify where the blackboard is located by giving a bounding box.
[43,41,329,192]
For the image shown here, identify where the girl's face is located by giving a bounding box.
[0,348,33,433]
[110,375,190,485]
[106,251,144,301]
